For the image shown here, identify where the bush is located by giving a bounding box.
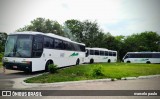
[90,65,104,77]
[48,64,58,73]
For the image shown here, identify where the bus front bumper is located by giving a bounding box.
[3,62,32,72]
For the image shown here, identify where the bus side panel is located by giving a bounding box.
[111,56,117,62]
[43,49,67,68]
[149,58,160,63]
[31,58,46,72]
[123,58,160,63]
[43,49,85,67]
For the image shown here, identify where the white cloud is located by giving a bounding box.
[0,0,159,36]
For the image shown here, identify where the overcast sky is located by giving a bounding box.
[0,0,160,36]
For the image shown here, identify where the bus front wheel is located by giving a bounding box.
[45,60,53,72]
[127,61,130,63]
[146,61,151,64]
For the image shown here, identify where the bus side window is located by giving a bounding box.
[90,50,94,55]
[105,51,108,56]
[152,53,160,58]
[113,52,116,56]
[100,51,104,56]
[33,36,43,50]
[33,35,43,57]
[54,39,63,50]
[109,52,112,56]
[79,45,85,52]
[95,50,99,55]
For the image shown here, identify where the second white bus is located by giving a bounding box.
[85,48,117,63]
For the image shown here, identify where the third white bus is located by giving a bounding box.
[123,52,160,63]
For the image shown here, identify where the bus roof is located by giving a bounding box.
[127,52,160,54]
[9,31,44,35]
[9,31,85,45]
[86,47,117,52]
[86,47,107,50]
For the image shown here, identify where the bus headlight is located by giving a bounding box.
[22,61,31,64]
[3,58,8,62]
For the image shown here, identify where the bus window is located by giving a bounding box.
[113,52,116,56]
[109,52,112,56]
[100,51,104,56]
[55,39,63,50]
[33,35,43,57]
[79,45,85,52]
[89,50,94,55]
[71,43,74,51]
[95,50,99,55]
[73,44,80,51]
[44,37,54,48]
[152,53,160,58]
[105,51,108,56]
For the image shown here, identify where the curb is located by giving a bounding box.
[22,78,112,87]
[138,75,160,79]
[12,74,160,89]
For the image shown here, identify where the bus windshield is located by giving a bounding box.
[4,35,33,58]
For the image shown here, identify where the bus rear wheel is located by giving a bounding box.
[108,59,111,63]
[45,60,53,72]
[90,59,94,64]
[76,59,80,65]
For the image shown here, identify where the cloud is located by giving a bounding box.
[0,0,159,36]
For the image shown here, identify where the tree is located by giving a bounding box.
[17,18,65,36]
[123,31,160,52]
[118,31,160,61]
[82,20,103,47]
[65,19,104,47]
[0,32,7,53]
[64,19,83,42]
[137,31,160,51]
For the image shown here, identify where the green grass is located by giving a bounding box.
[0,62,2,67]
[25,63,160,83]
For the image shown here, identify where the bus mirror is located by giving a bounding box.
[85,51,89,57]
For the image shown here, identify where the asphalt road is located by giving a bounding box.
[0,68,160,99]
[0,68,44,89]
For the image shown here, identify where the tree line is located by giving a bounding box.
[1,17,160,61]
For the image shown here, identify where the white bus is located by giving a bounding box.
[3,31,85,72]
[123,52,160,63]
[85,48,117,63]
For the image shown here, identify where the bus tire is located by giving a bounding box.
[45,60,53,72]
[76,59,80,65]
[108,59,111,63]
[146,61,151,64]
[90,59,94,64]
[127,61,130,63]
